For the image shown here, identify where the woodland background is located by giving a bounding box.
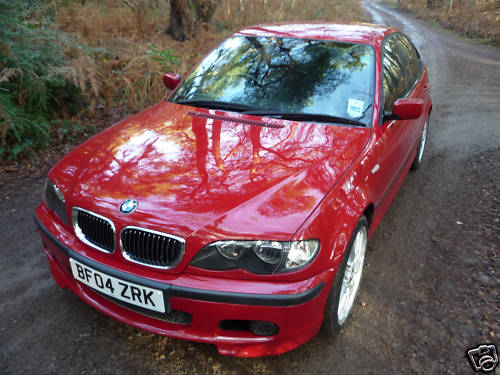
[0,0,498,161]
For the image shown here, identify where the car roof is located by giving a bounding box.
[236,22,399,46]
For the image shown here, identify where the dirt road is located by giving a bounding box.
[1,2,498,374]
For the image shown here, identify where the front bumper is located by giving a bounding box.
[35,205,335,357]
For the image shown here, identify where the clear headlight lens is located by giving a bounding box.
[253,241,283,264]
[43,179,70,225]
[216,241,249,260]
[190,239,319,274]
[286,240,319,269]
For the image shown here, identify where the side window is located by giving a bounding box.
[382,37,406,113]
[395,34,422,91]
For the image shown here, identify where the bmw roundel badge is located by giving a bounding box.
[120,199,137,214]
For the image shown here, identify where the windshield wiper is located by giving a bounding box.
[176,100,367,126]
[242,110,366,127]
[176,99,259,113]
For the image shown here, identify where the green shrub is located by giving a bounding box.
[0,0,82,159]
[146,44,179,70]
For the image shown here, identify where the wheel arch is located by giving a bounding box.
[292,179,373,270]
[362,203,374,230]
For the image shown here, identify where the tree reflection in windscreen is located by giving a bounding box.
[171,36,375,126]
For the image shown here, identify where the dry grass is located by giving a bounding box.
[213,0,365,29]
[52,0,366,120]
[54,0,178,114]
[396,0,500,45]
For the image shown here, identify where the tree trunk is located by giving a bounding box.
[167,0,221,41]
[426,0,441,8]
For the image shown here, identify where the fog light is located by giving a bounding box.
[249,321,279,336]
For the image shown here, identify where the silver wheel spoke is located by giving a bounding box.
[417,119,428,163]
[337,225,367,325]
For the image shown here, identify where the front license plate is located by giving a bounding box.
[69,258,165,313]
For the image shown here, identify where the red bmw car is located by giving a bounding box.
[35,23,431,357]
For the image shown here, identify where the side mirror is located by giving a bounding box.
[391,98,424,120]
[163,73,181,90]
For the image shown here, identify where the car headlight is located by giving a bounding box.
[190,239,319,274]
[43,179,70,225]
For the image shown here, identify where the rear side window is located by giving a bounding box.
[394,34,422,91]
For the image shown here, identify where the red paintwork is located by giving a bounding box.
[35,23,432,357]
[392,98,424,120]
[163,73,181,90]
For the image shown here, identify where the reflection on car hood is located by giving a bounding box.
[59,101,370,241]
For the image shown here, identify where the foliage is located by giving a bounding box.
[396,0,500,45]
[0,0,83,159]
[0,0,181,159]
[54,119,96,143]
[2,0,365,161]
[55,1,181,112]
[146,44,179,70]
[212,0,365,31]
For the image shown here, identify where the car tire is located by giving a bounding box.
[322,216,368,335]
[411,115,429,171]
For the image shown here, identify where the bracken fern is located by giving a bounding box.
[0,0,83,158]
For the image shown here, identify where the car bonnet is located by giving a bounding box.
[57,101,371,243]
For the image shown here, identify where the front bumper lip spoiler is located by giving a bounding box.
[34,212,324,307]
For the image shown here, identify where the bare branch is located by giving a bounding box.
[122,0,137,11]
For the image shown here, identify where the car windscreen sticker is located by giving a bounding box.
[347,98,365,118]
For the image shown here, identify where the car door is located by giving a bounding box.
[371,33,425,206]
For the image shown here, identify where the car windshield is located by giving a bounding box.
[170,35,375,126]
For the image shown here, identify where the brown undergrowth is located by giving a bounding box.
[54,0,366,116]
[1,0,365,171]
[394,0,500,45]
